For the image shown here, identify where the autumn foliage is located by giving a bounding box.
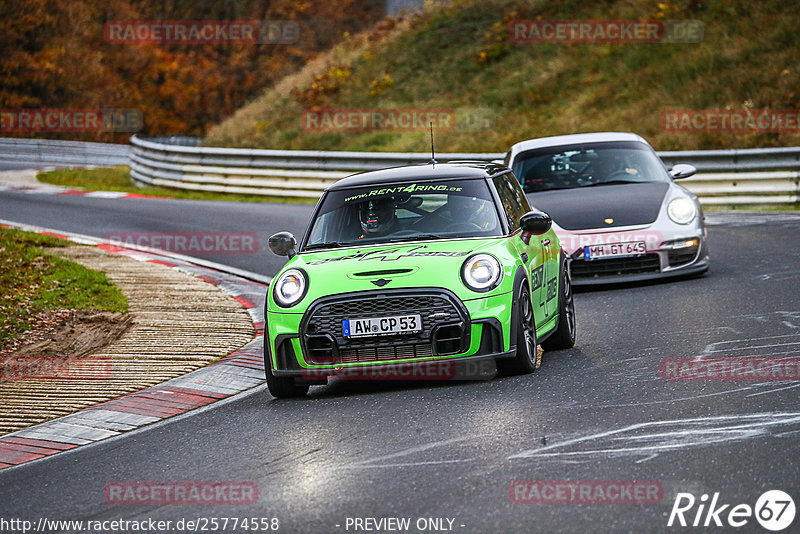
[0,0,383,141]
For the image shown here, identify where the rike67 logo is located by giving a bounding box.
[668,490,795,531]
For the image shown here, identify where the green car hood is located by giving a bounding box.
[269,238,517,312]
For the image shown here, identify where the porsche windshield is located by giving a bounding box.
[512,141,671,193]
[303,179,502,250]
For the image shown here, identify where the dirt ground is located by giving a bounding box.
[0,245,255,434]
[0,310,131,368]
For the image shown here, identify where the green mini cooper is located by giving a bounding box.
[264,162,576,398]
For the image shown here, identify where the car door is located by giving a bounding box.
[491,173,551,329]
[540,227,559,319]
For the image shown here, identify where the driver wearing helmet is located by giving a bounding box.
[357,197,397,238]
[447,194,495,231]
[594,153,638,181]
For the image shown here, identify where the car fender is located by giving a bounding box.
[538,249,567,344]
[508,263,529,352]
[263,289,273,368]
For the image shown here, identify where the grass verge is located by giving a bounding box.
[36,166,316,204]
[0,227,128,348]
[206,0,800,153]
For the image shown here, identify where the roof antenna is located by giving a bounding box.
[428,122,437,165]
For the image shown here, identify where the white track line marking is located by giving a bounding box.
[509,412,800,461]
[337,436,474,469]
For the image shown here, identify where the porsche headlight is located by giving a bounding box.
[668,197,697,225]
[461,254,502,292]
[273,268,307,307]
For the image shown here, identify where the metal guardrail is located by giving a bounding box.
[1,136,796,205]
[129,135,501,198]
[657,148,800,205]
[0,137,130,168]
[130,136,800,204]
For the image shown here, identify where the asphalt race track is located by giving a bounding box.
[0,190,315,277]
[1,189,799,533]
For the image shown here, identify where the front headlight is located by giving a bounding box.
[461,253,502,292]
[273,268,308,308]
[667,197,697,225]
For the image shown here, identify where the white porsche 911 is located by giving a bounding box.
[504,132,709,285]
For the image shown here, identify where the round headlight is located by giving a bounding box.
[273,268,307,307]
[668,197,697,225]
[462,254,502,292]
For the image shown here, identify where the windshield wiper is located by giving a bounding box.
[386,233,444,243]
[583,179,643,187]
[304,241,351,250]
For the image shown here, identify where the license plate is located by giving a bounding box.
[342,314,421,338]
[584,241,646,260]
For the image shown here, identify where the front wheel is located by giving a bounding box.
[264,337,309,398]
[266,366,310,399]
[542,259,576,350]
[496,284,539,376]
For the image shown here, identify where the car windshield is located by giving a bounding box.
[511,140,670,193]
[303,179,503,250]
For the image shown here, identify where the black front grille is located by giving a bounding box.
[322,296,446,319]
[301,290,468,364]
[571,254,661,278]
[340,343,433,363]
[433,325,464,355]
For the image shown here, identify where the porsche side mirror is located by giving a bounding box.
[520,210,552,235]
[670,163,697,180]
[268,231,297,258]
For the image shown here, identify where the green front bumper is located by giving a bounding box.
[266,289,514,375]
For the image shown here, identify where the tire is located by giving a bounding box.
[264,336,309,399]
[542,259,576,350]
[496,284,539,376]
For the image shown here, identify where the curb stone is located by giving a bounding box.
[0,182,166,199]
[0,222,269,471]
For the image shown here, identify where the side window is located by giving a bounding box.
[492,173,531,232]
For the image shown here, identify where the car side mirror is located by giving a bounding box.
[669,163,696,180]
[268,231,297,258]
[519,210,552,235]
